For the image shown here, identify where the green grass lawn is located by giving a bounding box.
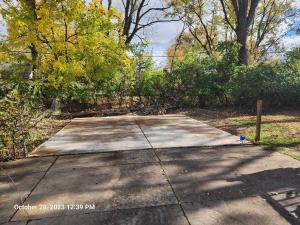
[230,114,300,160]
[191,109,300,161]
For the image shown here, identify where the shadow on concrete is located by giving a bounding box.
[2,145,299,225]
[157,146,300,225]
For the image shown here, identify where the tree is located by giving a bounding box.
[219,0,295,64]
[170,0,294,64]
[248,0,295,62]
[170,0,224,57]
[1,0,130,96]
[285,47,300,72]
[102,0,179,44]
[219,0,260,64]
[166,31,195,68]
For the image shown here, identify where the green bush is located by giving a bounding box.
[140,70,167,105]
[163,41,240,107]
[164,45,300,109]
[63,81,92,103]
[169,58,223,107]
[230,63,300,108]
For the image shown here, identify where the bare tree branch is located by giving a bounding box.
[103,0,178,44]
[219,0,236,31]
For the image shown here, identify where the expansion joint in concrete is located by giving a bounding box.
[136,122,192,225]
[8,156,59,222]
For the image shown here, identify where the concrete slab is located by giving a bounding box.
[3,115,297,224]
[233,154,300,204]
[162,150,300,202]
[0,157,56,177]
[13,163,177,221]
[2,222,27,225]
[160,145,300,224]
[162,159,248,203]
[52,150,158,170]
[182,196,289,225]
[0,172,45,223]
[236,153,300,175]
[0,157,55,223]
[30,117,151,156]
[236,167,300,198]
[27,205,189,225]
[136,115,243,148]
[155,145,269,162]
[30,115,245,157]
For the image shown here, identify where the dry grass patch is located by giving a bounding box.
[187,109,300,160]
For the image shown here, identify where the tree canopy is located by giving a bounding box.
[169,0,295,64]
[1,0,130,93]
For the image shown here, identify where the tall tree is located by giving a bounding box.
[170,0,224,57]
[248,0,295,62]
[170,0,294,64]
[219,0,260,64]
[102,0,179,44]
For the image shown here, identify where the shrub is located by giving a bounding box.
[166,44,300,109]
[0,89,44,160]
[229,63,300,108]
[140,70,167,105]
[167,57,226,107]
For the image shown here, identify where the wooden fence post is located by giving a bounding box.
[255,100,263,143]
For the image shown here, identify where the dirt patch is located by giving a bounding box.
[26,119,70,154]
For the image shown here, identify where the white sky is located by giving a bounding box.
[139,21,184,67]
[109,0,184,66]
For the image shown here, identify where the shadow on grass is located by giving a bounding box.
[262,142,300,151]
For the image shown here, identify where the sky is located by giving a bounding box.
[138,20,184,67]
[110,0,184,67]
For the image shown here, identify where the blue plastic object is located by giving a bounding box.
[240,136,246,141]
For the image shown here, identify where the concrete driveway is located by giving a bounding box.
[1,115,299,225]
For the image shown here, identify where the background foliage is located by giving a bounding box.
[0,0,299,160]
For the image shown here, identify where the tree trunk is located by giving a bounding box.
[23,143,28,157]
[237,31,248,65]
[26,0,39,77]
[236,6,249,65]
[11,136,17,160]
[219,0,260,65]
[238,45,248,65]
[51,98,61,115]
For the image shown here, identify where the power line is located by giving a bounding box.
[142,55,183,57]
[141,51,287,57]
[0,51,289,57]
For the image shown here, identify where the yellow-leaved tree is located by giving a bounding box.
[1,0,130,95]
[0,0,131,159]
